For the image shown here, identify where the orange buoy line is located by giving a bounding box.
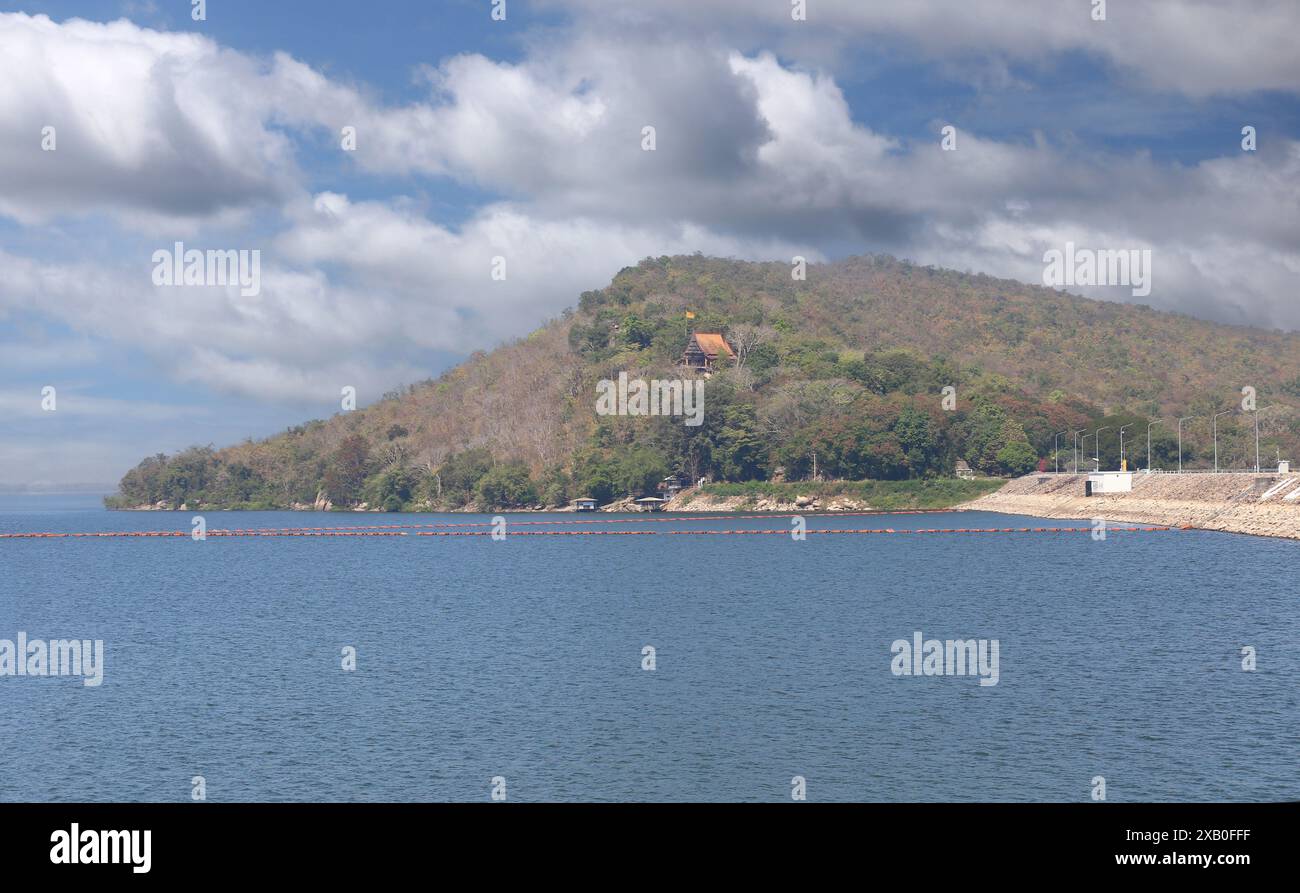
[0,530,409,539]
[183,508,957,533]
[666,526,1176,535]
[416,530,658,536]
[0,509,957,538]
[0,524,1182,540]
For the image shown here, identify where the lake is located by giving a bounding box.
[1,498,1296,802]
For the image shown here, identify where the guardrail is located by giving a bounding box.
[1043,469,1287,475]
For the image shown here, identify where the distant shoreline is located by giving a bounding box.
[105,477,1005,515]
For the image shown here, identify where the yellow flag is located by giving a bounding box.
[685,311,695,319]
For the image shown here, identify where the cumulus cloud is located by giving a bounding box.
[1,5,1298,422]
[0,13,301,227]
[542,0,1300,98]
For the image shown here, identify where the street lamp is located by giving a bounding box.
[1146,419,1163,472]
[1094,426,1111,471]
[1118,424,1132,470]
[1054,430,1069,474]
[1177,416,1193,473]
[1212,410,1233,473]
[1073,429,1085,474]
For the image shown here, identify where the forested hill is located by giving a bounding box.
[108,254,1300,511]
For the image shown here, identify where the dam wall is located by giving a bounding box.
[965,471,1300,540]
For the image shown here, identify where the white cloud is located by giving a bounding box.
[543,0,1300,98]
[0,13,305,228]
[1,7,1298,417]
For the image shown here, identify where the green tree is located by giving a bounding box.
[713,403,767,481]
[365,466,423,512]
[438,448,495,505]
[475,463,539,508]
[612,447,670,497]
[621,313,653,348]
[893,406,940,477]
[995,440,1038,476]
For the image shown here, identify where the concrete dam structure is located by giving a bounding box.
[964,471,1300,540]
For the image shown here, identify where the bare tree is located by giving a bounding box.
[727,324,773,370]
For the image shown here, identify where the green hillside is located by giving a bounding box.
[107,254,1300,510]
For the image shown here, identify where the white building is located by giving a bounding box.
[1086,471,1132,495]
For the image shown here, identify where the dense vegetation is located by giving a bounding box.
[681,478,1005,510]
[107,254,1300,511]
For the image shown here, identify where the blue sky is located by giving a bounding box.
[1,0,1298,487]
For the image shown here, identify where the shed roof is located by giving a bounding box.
[691,333,735,358]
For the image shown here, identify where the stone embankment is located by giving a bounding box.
[963,472,1300,539]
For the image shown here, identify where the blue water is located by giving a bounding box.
[1,499,1297,802]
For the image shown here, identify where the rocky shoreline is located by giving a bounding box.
[659,492,874,513]
[961,472,1300,540]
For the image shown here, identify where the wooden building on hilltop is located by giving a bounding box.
[681,333,736,370]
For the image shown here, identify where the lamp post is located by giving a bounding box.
[1146,419,1162,471]
[1054,430,1069,474]
[1177,416,1193,473]
[1094,426,1111,471]
[1212,410,1232,473]
[1073,430,1084,474]
[1118,424,1132,470]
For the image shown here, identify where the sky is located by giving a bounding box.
[0,0,1298,488]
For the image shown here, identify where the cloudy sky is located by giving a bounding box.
[1,0,1297,487]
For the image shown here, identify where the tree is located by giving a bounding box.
[612,447,670,497]
[438,448,495,504]
[996,440,1038,476]
[621,313,653,348]
[322,435,372,507]
[365,466,423,512]
[476,463,539,508]
[712,403,768,481]
[893,405,940,477]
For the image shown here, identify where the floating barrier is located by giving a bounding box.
[2,525,1180,538]
[0,524,1178,540]
[417,530,657,536]
[143,509,958,533]
[0,530,409,539]
[666,526,1173,535]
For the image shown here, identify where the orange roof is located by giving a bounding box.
[692,333,735,358]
